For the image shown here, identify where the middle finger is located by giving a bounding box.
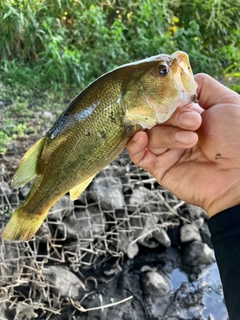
[147,126,199,154]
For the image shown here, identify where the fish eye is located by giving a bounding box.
[158,64,169,77]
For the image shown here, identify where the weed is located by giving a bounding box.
[0,0,239,151]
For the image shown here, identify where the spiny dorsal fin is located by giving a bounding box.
[69,175,95,200]
[12,137,45,188]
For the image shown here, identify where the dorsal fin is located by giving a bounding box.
[12,137,45,188]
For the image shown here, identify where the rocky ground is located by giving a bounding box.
[0,137,228,320]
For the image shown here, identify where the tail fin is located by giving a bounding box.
[2,207,48,241]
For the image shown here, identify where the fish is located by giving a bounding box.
[2,51,197,241]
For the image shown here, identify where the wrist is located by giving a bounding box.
[207,181,240,218]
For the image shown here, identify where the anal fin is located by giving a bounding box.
[69,175,95,200]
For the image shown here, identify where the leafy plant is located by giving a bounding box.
[1,0,239,86]
[0,119,35,153]
[0,0,239,152]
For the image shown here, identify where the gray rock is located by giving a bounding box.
[35,222,51,241]
[1,302,15,320]
[43,111,54,121]
[142,271,171,297]
[9,191,19,204]
[200,221,213,247]
[186,203,208,220]
[139,237,159,248]
[201,243,216,264]
[119,232,139,259]
[193,217,205,228]
[20,185,31,198]
[0,243,19,286]
[127,213,160,248]
[130,214,158,241]
[48,196,73,220]
[14,302,38,320]
[65,239,89,252]
[153,228,171,247]
[60,204,105,238]
[126,242,139,259]
[182,241,215,266]
[180,224,201,243]
[128,186,153,211]
[90,176,125,210]
[173,307,204,319]
[0,290,9,319]
[141,265,157,273]
[0,181,12,197]
[43,266,85,299]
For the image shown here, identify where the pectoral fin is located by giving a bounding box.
[69,175,95,200]
[12,137,45,188]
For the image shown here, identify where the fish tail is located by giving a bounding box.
[2,206,48,241]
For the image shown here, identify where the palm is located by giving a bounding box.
[151,104,240,214]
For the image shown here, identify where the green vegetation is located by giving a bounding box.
[0,0,240,152]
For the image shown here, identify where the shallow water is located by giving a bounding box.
[171,262,229,319]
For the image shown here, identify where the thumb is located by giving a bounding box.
[194,73,240,110]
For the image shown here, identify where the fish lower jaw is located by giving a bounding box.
[177,91,197,108]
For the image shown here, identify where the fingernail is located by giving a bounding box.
[175,131,197,144]
[179,112,200,127]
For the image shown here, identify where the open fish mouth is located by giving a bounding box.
[173,51,198,95]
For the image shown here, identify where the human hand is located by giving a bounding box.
[127,73,240,217]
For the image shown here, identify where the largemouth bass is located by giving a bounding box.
[2,51,197,241]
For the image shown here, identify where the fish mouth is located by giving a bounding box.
[173,51,198,95]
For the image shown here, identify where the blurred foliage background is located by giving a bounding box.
[0,0,240,151]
